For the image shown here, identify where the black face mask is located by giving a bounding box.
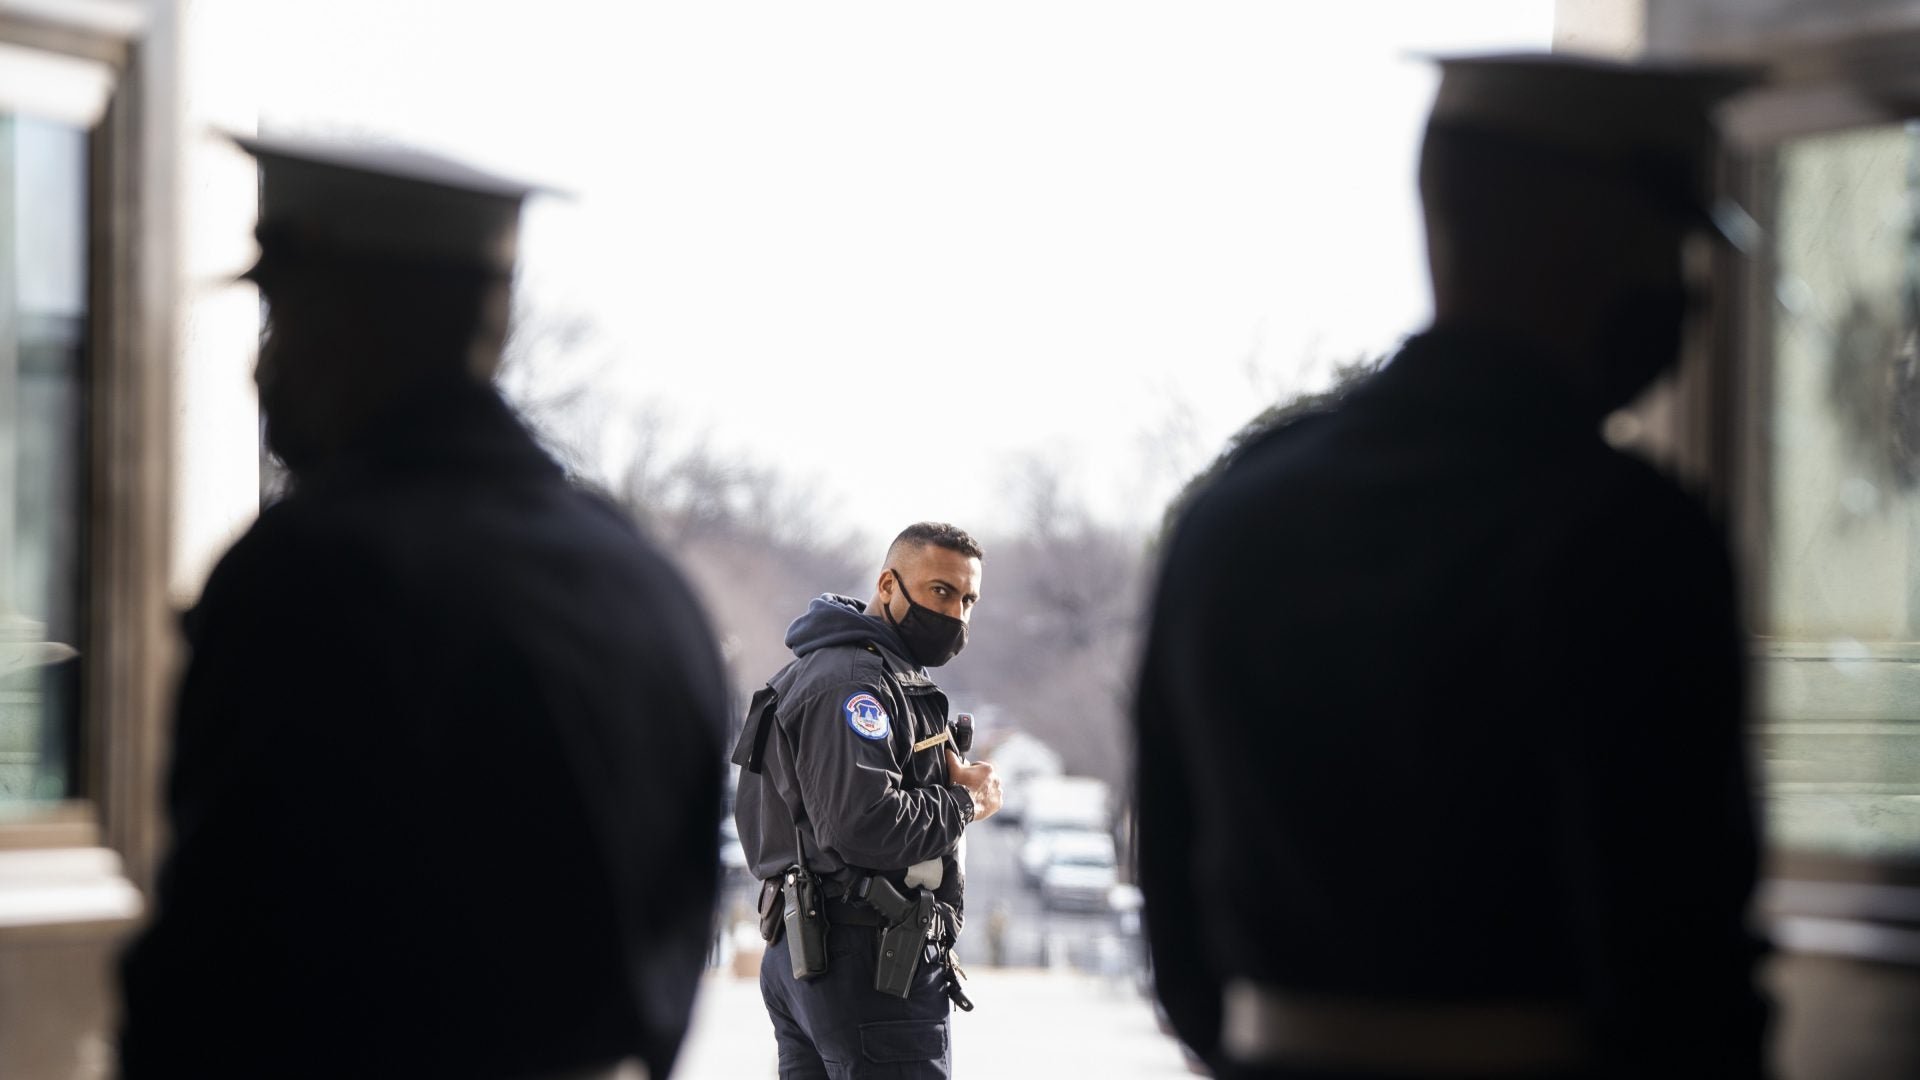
[882,570,968,668]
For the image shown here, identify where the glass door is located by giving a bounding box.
[0,111,89,809]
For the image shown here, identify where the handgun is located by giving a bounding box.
[862,875,934,998]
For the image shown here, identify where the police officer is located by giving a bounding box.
[120,135,730,1079]
[1134,56,1769,1079]
[734,522,1003,1079]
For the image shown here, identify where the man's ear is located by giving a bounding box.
[875,568,895,608]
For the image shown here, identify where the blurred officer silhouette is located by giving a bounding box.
[1134,55,1769,1079]
[120,134,729,1080]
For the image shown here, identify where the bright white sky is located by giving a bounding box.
[210,1,1554,541]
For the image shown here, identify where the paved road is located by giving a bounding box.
[675,967,1200,1079]
[692,810,1185,1077]
[961,816,1144,975]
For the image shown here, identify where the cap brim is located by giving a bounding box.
[227,130,564,201]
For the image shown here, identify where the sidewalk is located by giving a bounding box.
[675,966,1199,1079]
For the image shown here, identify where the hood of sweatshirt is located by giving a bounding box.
[783,593,914,662]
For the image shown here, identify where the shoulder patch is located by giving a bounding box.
[842,691,891,741]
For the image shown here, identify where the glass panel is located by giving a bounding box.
[0,113,88,807]
[1764,121,1920,858]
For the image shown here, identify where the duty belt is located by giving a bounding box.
[762,875,889,921]
[1222,980,1589,1074]
[824,897,889,927]
[814,872,973,1010]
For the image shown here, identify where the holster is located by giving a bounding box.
[861,875,934,998]
[781,864,830,979]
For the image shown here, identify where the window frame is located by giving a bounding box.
[1691,21,1920,942]
[0,1,175,897]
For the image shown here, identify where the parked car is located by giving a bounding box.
[1023,775,1110,836]
[980,731,1065,826]
[1038,830,1119,912]
[1019,775,1113,887]
[1021,825,1107,888]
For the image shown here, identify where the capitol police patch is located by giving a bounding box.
[843,692,891,741]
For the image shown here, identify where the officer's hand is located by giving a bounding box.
[947,748,1003,823]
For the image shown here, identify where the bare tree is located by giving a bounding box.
[1157,352,1384,544]
[945,455,1151,789]
[496,296,619,482]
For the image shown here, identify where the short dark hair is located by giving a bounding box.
[888,521,984,562]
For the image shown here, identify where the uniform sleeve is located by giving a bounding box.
[122,542,262,1078]
[1133,564,1223,1065]
[120,525,388,1074]
[1552,504,1769,1077]
[786,681,970,871]
[622,565,729,1079]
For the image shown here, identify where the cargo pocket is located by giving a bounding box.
[858,1017,947,1065]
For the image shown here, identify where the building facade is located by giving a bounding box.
[7,1,1920,1075]
[1560,1,1920,1074]
[0,2,179,1077]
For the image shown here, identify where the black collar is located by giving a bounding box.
[300,379,564,492]
[1354,328,1602,448]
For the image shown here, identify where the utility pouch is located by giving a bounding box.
[862,875,934,998]
[758,878,784,944]
[782,862,829,979]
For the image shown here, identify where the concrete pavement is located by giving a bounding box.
[674,964,1200,1079]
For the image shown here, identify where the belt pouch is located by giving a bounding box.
[757,878,784,943]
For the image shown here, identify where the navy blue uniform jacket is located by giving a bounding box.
[1134,329,1768,1077]
[733,595,971,916]
[121,381,729,1079]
